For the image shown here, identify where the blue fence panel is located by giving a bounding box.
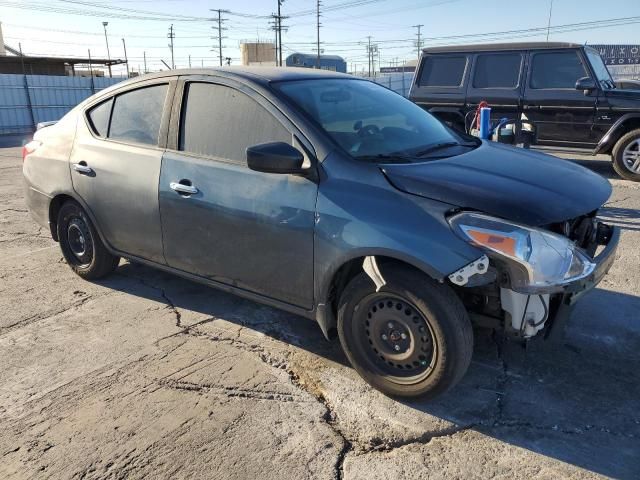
[0,73,123,137]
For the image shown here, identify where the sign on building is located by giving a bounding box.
[589,44,640,65]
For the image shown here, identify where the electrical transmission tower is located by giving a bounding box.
[167,24,175,69]
[210,9,228,67]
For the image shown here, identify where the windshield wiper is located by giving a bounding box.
[413,141,470,157]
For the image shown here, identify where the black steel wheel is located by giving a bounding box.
[57,201,120,280]
[337,264,473,399]
[355,294,436,384]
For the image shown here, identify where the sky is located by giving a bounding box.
[0,0,639,76]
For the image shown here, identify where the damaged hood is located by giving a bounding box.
[382,141,612,226]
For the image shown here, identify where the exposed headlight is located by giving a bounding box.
[449,212,595,293]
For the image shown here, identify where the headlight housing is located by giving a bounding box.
[449,212,595,293]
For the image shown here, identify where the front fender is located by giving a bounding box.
[313,153,483,311]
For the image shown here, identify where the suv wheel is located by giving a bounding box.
[337,265,473,399]
[612,128,640,181]
[57,201,120,280]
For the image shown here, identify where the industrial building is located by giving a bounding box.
[285,53,347,72]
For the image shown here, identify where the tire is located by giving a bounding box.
[337,265,473,399]
[612,128,640,182]
[57,201,120,280]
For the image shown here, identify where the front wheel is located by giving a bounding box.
[612,129,640,182]
[337,265,473,399]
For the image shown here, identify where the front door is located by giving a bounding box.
[523,49,598,147]
[159,80,318,309]
[70,82,173,263]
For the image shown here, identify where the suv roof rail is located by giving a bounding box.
[422,42,582,54]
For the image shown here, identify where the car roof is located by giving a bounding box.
[422,42,584,54]
[117,66,353,87]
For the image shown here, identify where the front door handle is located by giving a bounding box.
[72,162,93,174]
[170,181,198,195]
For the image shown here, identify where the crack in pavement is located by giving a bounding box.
[116,271,182,327]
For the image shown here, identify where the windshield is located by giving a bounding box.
[586,49,614,89]
[274,78,467,161]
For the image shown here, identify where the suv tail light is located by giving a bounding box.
[22,140,42,162]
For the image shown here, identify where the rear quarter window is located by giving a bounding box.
[87,98,113,137]
[419,55,467,87]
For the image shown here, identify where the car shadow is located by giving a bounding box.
[98,262,640,479]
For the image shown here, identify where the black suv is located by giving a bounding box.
[409,42,640,181]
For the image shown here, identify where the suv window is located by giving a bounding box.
[87,98,113,137]
[179,83,291,162]
[109,84,168,145]
[530,51,587,89]
[473,53,522,88]
[419,55,467,87]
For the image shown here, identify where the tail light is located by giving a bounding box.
[22,140,42,162]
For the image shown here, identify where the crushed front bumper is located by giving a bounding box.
[545,224,621,340]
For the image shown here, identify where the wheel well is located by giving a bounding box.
[430,110,465,130]
[607,118,640,154]
[48,194,76,242]
[324,256,433,337]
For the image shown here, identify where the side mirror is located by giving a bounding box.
[575,76,597,94]
[246,142,306,175]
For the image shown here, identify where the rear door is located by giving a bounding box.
[523,49,598,147]
[466,51,525,129]
[70,80,175,263]
[159,77,318,309]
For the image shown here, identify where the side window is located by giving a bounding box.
[87,98,113,137]
[473,53,522,89]
[419,55,467,87]
[530,51,587,89]
[179,83,291,162]
[109,84,168,145]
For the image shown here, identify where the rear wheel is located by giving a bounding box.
[612,129,640,181]
[337,265,473,399]
[57,201,120,280]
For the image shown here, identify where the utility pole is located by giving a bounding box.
[143,51,147,73]
[413,24,424,58]
[188,54,191,68]
[546,0,554,42]
[122,38,130,77]
[168,24,175,69]
[102,21,112,78]
[277,0,284,67]
[210,9,227,67]
[316,0,321,69]
[367,36,372,76]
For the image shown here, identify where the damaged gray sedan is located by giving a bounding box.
[23,67,619,399]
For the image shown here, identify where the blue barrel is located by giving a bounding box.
[479,107,491,140]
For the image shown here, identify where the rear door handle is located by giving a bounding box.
[170,181,198,195]
[72,162,93,174]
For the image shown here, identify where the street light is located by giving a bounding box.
[102,21,112,78]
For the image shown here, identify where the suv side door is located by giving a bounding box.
[70,79,176,263]
[159,77,318,309]
[523,49,598,147]
[466,51,525,129]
